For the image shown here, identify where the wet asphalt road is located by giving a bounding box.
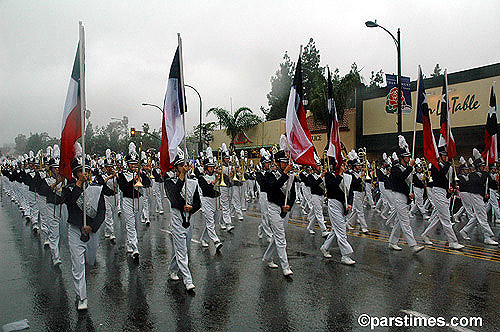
[1,192,500,332]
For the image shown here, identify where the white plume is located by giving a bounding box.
[348,149,357,161]
[240,150,245,158]
[459,156,466,165]
[206,147,213,159]
[313,153,320,165]
[382,152,387,161]
[98,158,104,167]
[105,149,111,160]
[74,142,82,157]
[24,153,28,160]
[46,145,53,156]
[250,160,253,166]
[260,148,266,157]
[392,152,398,161]
[141,151,147,160]
[221,143,228,153]
[472,148,481,160]
[468,157,473,165]
[53,145,60,159]
[128,142,137,156]
[415,158,421,166]
[29,151,34,159]
[398,135,408,149]
[117,153,122,161]
[279,134,288,152]
[176,147,184,160]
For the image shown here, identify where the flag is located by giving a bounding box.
[285,55,315,166]
[325,67,343,174]
[60,45,82,179]
[416,66,439,170]
[438,71,456,158]
[160,46,186,175]
[482,84,497,164]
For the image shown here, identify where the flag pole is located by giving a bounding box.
[79,21,87,228]
[177,33,188,202]
[284,45,303,207]
[410,66,421,195]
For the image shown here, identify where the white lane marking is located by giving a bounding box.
[159,228,200,244]
[400,310,477,332]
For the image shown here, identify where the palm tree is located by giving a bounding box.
[207,107,262,144]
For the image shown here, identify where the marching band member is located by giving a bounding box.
[459,149,498,245]
[152,153,165,215]
[95,149,118,243]
[219,144,234,231]
[388,136,425,254]
[164,148,201,291]
[305,153,329,237]
[197,147,223,250]
[118,142,150,260]
[256,148,273,242]
[346,150,369,234]
[63,152,105,310]
[421,146,464,249]
[262,145,295,277]
[320,157,356,265]
[230,152,244,221]
[38,145,64,266]
[140,150,152,225]
[409,158,430,220]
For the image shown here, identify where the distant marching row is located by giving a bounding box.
[2,131,500,311]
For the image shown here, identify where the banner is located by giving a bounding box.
[386,74,412,114]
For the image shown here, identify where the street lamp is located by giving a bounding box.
[184,84,203,153]
[141,103,163,113]
[365,19,402,134]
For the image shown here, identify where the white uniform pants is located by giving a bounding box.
[365,182,374,206]
[388,192,417,247]
[263,203,289,270]
[68,224,99,301]
[153,181,164,212]
[104,195,117,236]
[142,190,150,221]
[375,182,387,211]
[219,186,232,227]
[27,190,39,225]
[200,196,220,243]
[307,194,327,232]
[347,191,367,228]
[410,187,427,216]
[169,209,193,285]
[463,193,495,240]
[321,199,353,256]
[258,191,273,239]
[422,187,458,243]
[122,197,142,252]
[45,202,61,262]
[486,188,500,220]
[381,189,395,219]
[231,186,243,219]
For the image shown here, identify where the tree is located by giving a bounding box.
[264,51,294,120]
[431,64,442,77]
[14,134,27,153]
[332,63,364,121]
[207,107,262,143]
[369,69,384,88]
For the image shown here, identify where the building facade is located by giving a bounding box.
[356,63,500,160]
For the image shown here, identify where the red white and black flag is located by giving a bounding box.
[325,67,343,174]
[482,84,497,164]
[160,37,186,175]
[285,54,315,166]
[438,70,457,158]
[416,66,439,169]
[60,43,83,179]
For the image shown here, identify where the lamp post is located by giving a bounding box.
[184,84,203,153]
[365,20,402,134]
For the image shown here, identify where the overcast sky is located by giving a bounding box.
[1,0,499,146]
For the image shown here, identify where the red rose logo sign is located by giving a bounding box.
[385,74,412,114]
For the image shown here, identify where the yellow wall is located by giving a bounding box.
[363,76,500,135]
